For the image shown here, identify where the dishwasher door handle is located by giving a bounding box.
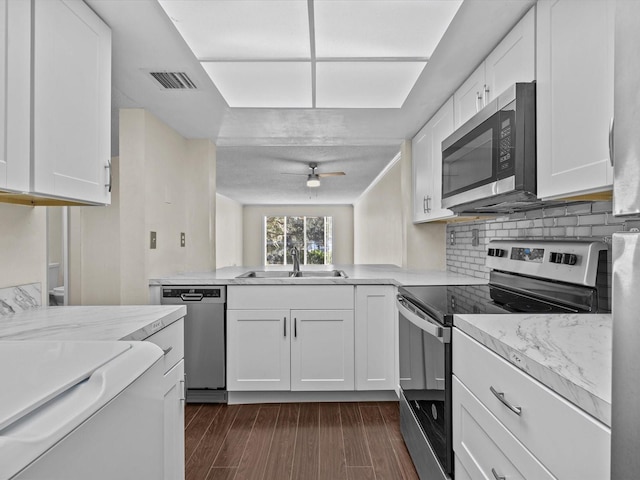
[180,293,204,301]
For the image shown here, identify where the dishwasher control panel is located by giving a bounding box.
[161,286,226,303]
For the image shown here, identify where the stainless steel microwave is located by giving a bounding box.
[441,82,536,213]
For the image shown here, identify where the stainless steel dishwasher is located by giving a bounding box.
[161,285,226,403]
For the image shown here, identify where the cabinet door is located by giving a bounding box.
[227,310,290,391]
[355,286,395,391]
[454,63,486,128]
[412,123,431,223]
[32,0,111,204]
[485,6,535,102]
[537,0,614,200]
[290,309,354,391]
[412,98,456,223]
[0,0,6,188]
[163,360,185,480]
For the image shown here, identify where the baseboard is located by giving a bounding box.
[227,390,398,405]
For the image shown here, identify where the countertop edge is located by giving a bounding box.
[118,305,186,341]
[454,315,611,427]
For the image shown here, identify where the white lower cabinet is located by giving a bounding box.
[354,286,395,390]
[163,360,185,480]
[453,328,611,479]
[145,318,185,480]
[226,286,355,392]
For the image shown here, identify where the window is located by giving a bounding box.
[265,216,333,265]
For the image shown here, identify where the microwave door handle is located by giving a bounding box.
[396,295,450,344]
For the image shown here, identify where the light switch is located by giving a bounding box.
[150,231,157,249]
[180,232,186,247]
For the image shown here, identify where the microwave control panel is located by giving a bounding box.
[498,116,513,172]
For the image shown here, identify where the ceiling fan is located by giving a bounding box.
[283,162,346,188]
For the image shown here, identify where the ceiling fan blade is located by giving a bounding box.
[317,171,346,177]
[280,172,308,176]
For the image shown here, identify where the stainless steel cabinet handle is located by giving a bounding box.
[423,196,428,213]
[283,317,287,337]
[105,160,112,192]
[491,468,505,480]
[490,386,522,416]
[476,91,483,112]
[425,195,431,213]
[609,116,615,167]
[162,346,173,356]
[484,84,490,107]
[294,318,297,337]
[179,379,186,402]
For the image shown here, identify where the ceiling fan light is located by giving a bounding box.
[306,174,321,187]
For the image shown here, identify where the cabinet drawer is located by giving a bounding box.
[146,318,184,373]
[453,376,556,480]
[228,285,354,310]
[453,329,610,479]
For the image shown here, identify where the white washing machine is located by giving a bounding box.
[0,340,165,479]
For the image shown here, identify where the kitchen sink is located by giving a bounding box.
[236,270,348,279]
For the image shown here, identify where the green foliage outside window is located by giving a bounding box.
[264,216,333,265]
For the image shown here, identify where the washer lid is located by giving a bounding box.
[0,341,131,431]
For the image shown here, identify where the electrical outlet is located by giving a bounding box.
[449,231,456,245]
[180,232,186,247]
[150,231,157,249]
[472,228,479,247]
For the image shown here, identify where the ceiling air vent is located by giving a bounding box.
[149,71,197,90]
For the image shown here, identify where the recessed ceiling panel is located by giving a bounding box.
[314,0,462,58]
[201,62,312,108]
[316,62,426,108]
[158,0,310,59]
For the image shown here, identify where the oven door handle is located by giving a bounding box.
[396,295,451,344]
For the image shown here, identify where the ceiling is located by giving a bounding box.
[86,0,536,205]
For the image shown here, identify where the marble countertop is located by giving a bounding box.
[0,305,186,342]
[150,264,487,287]
[455,313,611,426]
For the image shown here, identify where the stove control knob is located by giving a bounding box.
[562,253,578,265]
[487,248,495,257]
[550,252,563,264]
[495,248,506,257]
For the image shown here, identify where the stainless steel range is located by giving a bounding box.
[396,240,609,480]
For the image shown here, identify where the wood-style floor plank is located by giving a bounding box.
[379,402,420,480]
[186,405,241,480]
[262,403,299,480]
[185,401,420,480]
[185,403,223,464]
[213,404,261,467]
[206,467,237,480]
[235,405,280,480]
[319,403,347,480]
[291,402,320,480]
[346,466,376,480]
[340,402,372,467]
[185,403,203,429]
[359,405,406,480]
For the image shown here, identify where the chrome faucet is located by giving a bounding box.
[290,246,300,276]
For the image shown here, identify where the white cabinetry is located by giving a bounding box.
[0,0,111,205]
[354,286,395,390]
[452,328,611,480]
[536,0,614,200]
[146,319,185,480]
[412,97,456,223]
[454,7,535,128]
[227,286,355,392]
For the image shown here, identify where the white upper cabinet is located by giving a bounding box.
[0,0,111,205]
[412,97,456,223]
[32,0,112,204]
[536,0,614,200]
[454,63,486,129]
[454,7,535,129]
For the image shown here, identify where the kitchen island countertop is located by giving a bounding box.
[150,264,487,287]
[455,313,611,427]
[0,305,186,341]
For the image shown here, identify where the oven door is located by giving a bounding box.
[396,295,453,480]
[441,109,516,210]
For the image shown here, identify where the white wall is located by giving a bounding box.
[69,109,217,305]
[0,204,46,298]
[216,193,243,267]
[243,205,354,266]
[353,158,403,266]
[353,140,446,269]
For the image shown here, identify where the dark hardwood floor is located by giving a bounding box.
[184,402,419,480]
